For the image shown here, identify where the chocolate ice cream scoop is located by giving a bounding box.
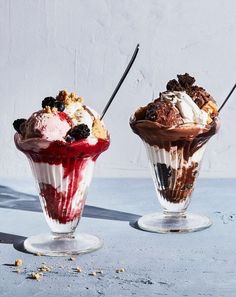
[144,99,184,127]
[190,86,213,107]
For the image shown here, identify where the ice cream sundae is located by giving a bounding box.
[130,73,219,232]
[13,90,109,254]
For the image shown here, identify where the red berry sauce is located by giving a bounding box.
[15,135,110,224]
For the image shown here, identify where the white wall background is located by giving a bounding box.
[0,0,235,179]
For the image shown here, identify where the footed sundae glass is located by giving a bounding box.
[139,132,214,233]
[130,83,219,233]
[130,120,219,233]
[15,134,109,255]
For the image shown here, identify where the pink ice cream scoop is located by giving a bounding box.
[20,110,72,142]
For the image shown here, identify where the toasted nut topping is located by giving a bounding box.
[116,268,125,273]
[38,264,51,272]
[34,252,42,256]
[89,271,97,276]
[30,272,42,281]
[76,266,82,273]
[15,259,23,267]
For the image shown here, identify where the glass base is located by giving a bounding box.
[138,212,212,233]
[24,233,103,256]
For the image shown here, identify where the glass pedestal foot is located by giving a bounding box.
[24,233,103,256]
[138,212,212,233]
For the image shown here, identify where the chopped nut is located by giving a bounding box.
[89,271,97,276]
[76,266,82,273]
[15,259,23,267]
[34,252,42,256]
[44,106,52,113]
[116,268,125,273]
[92,118,108,140]
[30,272,42,281]
[38,264,51,272]
[57,90,83,105]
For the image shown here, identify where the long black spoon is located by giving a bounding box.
[218,82,236,112]
[100,44,140,120]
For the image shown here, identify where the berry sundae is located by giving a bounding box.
[14,90,109,232]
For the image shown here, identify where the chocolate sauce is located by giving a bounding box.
[130,117,219,160]
[155,161,199,203]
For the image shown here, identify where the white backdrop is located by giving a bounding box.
[0,0,235,179]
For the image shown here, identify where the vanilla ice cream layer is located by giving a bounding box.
[28,159,95,201]
[144,143,207,171]
[144,142,206,211]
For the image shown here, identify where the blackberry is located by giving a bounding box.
[65,134,75,143]
[66,124,90,142]
[156,163,171,189]
[42,97,56,108]
[13,118,26,133]
[55,101,65,112]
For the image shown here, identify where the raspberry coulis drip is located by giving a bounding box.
[58,111,73,126]
[17,136,110,224]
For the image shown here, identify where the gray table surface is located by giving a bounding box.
[0,178,236,297]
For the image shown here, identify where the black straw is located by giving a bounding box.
[100,44,140,120]
[218,82,236,112]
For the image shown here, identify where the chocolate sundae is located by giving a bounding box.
[14,90,109,233]
[130,73,219,211]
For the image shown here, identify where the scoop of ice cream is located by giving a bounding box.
[145,100,183,127]
[20,110,72,142]
[13,90,108,144]
[166,73,218,120]
[56,90,108,141]
[133,73,218,128]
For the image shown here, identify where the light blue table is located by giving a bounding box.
[0,178,235,297]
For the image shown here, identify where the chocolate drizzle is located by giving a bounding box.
[130,117,219,160]
[157,161,199,203]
